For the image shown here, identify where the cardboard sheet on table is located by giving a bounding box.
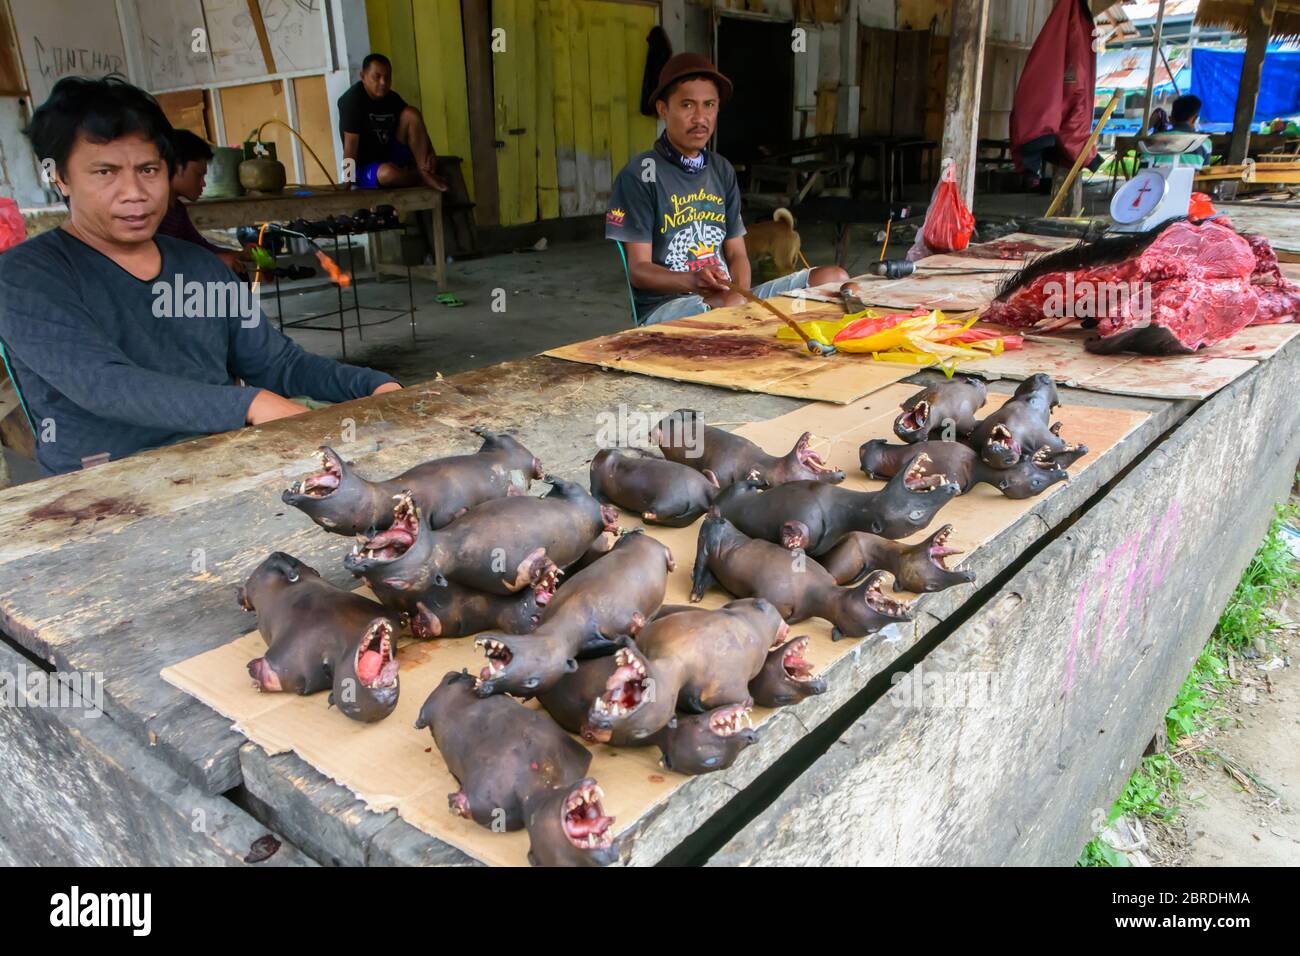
[782,233,1080,305]
[959,326,1300,399]
[783,271,1003,310]
[1197,323,1300,360]
[543,300,914,404]
[930,232,1081,262]
[1216,204,1300,255]
[162,384,1149,867]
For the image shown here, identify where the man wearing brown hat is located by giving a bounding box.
[607,53,847,326]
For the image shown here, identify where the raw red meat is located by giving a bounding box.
[1242,232,1300,326]
[1252,285,1300,325]
[1245,233,1280,278]
[982,221,1297,353]
[1089,275,1258,354]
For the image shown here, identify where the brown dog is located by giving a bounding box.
[745,207,800,275]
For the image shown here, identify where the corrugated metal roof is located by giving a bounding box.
[1123,1,1201,23]
[1095,46,1190,89]
[1196,1,1300,40]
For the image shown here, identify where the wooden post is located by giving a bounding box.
[462,0,501,227]
[1045,90,1122,218]
[938,0,990,209]
[246,0,277,75]
[1139,0,1167,133]
[1228,0,1277,166]
[836,5,860,136]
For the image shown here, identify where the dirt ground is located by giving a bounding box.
[1140,592,1300,866]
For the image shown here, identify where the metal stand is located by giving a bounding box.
[270,229,418,361]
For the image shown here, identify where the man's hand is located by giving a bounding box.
[692,265,731,295]
[372,381,402,395]
[246,390,310,425]
[217,250,247,276]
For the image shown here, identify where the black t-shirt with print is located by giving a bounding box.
[605,145,746,317]
[337,82,407,168]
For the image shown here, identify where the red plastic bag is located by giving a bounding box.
[909,159,975,259]
[1188,192,1216,220]
[923,161,974,253]
[0,198,25,254]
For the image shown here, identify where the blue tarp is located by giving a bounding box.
[1190,47,1300,124]
[1100,117,1233,135]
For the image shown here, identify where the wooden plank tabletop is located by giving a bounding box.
[185,186,448,293]
[0,353,1191,865]
[185,186,443,231]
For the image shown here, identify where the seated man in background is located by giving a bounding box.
[1168,93,1212,166]
[338,53,448,191]
[157,127,246,274]
[0,76,400,476]
[605,53,847,326]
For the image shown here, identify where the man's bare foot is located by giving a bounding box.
[420,170,449,192]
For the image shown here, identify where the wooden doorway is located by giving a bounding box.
[715,15,796,172]
[492,0,657,225]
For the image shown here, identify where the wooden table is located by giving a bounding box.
[0,337,1296,865]
[187,185,448,292]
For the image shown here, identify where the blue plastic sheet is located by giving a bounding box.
[1189,47,1300,124]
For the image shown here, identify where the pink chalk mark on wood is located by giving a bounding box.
[1117,519,1156,628]
[1090,549,1120,665]
[1061,498,1185,699]
[1150,501,1182,589]
[1063,582,1090,696]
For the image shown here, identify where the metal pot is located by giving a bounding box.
[238,157,287,194]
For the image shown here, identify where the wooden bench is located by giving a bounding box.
[0,339,1296,865]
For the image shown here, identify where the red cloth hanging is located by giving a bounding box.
[1010,0,1098,171]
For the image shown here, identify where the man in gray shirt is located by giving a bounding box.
[0,77,399,476]
[606,53,848,326]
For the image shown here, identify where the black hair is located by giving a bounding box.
[168,127,213,167]
[25,74,174,179]
[658,73,721,104]
[1171,94,1201,125]
[361,53,392,72]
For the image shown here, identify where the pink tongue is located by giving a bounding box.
[568,814,612,837]
[357,650,383,683]
[609,664,640,685]
[366,527,414,550]
[304,473,340,491]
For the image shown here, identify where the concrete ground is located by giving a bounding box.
[274,238,635,382]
